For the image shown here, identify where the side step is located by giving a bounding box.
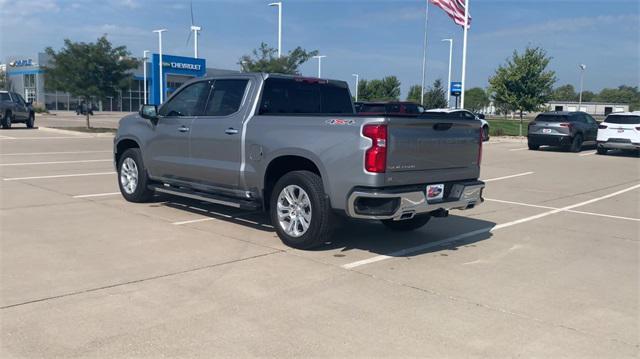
[149,185,261,211]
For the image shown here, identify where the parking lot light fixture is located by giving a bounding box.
[352,74,359,102]
[153,29,168,103]
[143,50,150,105]
[441,39,453,107]
[268,2,283,57]
[578,64,587,109]
[313,55,326,78]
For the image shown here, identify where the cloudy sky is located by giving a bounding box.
[1,0,638,97]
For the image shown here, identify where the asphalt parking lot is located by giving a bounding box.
[1,126,638,357]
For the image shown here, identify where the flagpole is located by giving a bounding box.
[420,2,429,106]
[460,0,469,109]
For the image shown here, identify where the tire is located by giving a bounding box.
[381,215,431,231]
[569,134,583,153]
[117,148,154,203]
[269,170,334,249]
[482,125,490,142]
[596,146,608,155]
[528,142,539,150]
[1,112,12,129]
[26,113,35,128]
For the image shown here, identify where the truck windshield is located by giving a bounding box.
[605,115,640,124]
[259,78,354,115]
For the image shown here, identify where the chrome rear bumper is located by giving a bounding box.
[346,181,484,221]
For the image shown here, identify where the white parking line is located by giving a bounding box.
[508,147,529,151]
[483,172,534,182]
[0,150,111,156]
[0,135,16,139]
[0,136,96,140]
[0,159,111,166]
[485,198,640,222]
[580,152,596,156]
[3,172,115,181]
[342,183,640,269]
[172,211,265,226]
[73,192,120,198]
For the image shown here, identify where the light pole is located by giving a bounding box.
[313,55,326,78]
[143,50,150,104]
[352,73,359,102]
[106,96,113,111]
[153,29,167,104]
[190,25,201,58]
[269,2,282,57]
[441,39,453,107]
[578,64,587,109]
[420,2,429,106]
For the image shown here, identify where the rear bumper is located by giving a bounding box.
[597,140,640,150]
[346,180,484,220]
[528,134,572,146]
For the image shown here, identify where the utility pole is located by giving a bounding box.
[313,55,326,78]
[442,39,453,107]
[352,74,359,102]
[153,29,167,103]
[578,64,587,109]
[269,2,283,57]
[420,2,429,106]
[143,50,150,104]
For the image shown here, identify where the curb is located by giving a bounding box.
[38,126,115,138]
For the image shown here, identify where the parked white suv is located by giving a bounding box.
[596,111,640,155]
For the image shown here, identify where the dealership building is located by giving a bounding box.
[4,53,235,112]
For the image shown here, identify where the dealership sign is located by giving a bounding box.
[9,59,34,67]
[162,61,202,71]
[450,81,462,96]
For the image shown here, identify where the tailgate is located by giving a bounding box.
[386,117,481,173]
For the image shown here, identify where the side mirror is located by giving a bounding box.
[477,113,485,120]
[140,104,158,120]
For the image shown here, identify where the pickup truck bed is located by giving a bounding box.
[114,73,484,249]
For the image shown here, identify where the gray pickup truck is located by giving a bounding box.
[114,73,484,249]
[1,91,35,129]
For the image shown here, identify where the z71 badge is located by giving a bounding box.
[326,119,355,126]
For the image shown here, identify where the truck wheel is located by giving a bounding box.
[528,142,539,150]
[381,215,431,231]
[569,134,583,153]
[482,125,490,141]
[117,148,154,203]
[270,171,334,249]
[26,113,35,128]
[1,112,12,129]
[596,146,608,155]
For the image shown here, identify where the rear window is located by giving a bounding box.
[259,78,353,115]
[534,114,569,122]
[0,93,10,102]
[604,115,640,124]
[360,104,386,113]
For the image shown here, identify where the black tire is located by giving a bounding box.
[569,134,583,153]
[482,125,490,141]
[1,112,12,129]
[528,142,539,150]
[596,146,608,155]
[269,170,334,249]
[117,148,154,203]
[26,113,35,128]
[381,215,431,231]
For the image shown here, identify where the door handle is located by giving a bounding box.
[178,126,190,133]
[225,128,239,135]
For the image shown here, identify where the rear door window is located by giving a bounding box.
[604,115,640,124]
[259,78,353,115]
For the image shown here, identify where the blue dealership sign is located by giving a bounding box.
[450,81,462,96]
[149,54,207,105]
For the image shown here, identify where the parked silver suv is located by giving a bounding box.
[527,111,598,152]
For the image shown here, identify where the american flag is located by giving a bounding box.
[429,0,472,28]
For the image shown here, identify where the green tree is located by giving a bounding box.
[45,36,138,128]
[488,47,556,135]
[0,69,11,91]
[356,76,401,101]
[406,85,422,103]
[596,85,640,111]
[465,87,490,112]
[423,79,447,109]
[580,90,596,103]
[551,84,578,101]
[239,42,318,75]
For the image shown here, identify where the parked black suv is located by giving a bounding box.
[0,91,35,129]
[527,111,598,152]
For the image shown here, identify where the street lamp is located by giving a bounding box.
[313,55,326,78]
[190,25,201,58]
[143,50,150,104]
[578,64,587,109]
[153,29,167,103]
[268,2,282,57]
[352,73,359,102]
[441,38,453,107]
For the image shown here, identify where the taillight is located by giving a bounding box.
[559,123,572,128]
[636,127,640,131]
[598,124,608,129]
[362,124,387,173]
[478,126,483,166]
